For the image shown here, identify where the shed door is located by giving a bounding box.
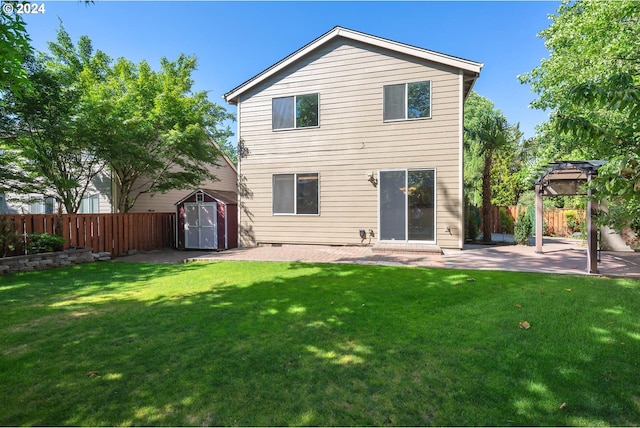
[184,202,218,249]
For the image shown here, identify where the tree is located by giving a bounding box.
[464,92,524,242]
[0,11,32,97]
[520,0,640,235]
[86,54,234,212]
[0,27,110,213]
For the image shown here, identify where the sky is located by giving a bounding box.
[22,0,560,145]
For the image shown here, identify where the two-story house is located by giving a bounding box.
[224,27,482,250]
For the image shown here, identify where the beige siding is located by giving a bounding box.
[238,39,464,248]
[129,156,237,213]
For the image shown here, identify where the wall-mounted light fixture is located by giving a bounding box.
[366,171,378,187]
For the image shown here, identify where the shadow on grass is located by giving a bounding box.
[0,261,639,426]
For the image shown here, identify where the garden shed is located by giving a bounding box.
[175,189,238,250]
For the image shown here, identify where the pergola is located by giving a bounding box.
[533,160,605,274]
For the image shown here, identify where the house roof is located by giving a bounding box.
[174,188,238,206]
[223,26,483,105]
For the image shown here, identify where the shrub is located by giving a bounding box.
[498,207,515,234]
[514,212,532,245]
[466,204,481,241]
[26,233,65,255]
[1,218,22,258]
[565,210,583,235]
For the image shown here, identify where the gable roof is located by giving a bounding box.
[174,188,238,206]
[223,26,483,105]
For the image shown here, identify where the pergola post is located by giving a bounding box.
[586,173,598,274]
[535,183,543,253]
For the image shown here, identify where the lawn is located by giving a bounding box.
[1,261,639,426]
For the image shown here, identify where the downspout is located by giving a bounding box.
[458,70,465,249]
[224,203,228,249]
[236,96,242,248]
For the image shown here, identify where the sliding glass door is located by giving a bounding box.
[379,169,435,242]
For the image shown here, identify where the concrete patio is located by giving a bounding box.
[118,236,640,278]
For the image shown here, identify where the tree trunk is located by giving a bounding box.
[481,154,493,243]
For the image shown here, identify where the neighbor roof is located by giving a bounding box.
[223,26,483,105]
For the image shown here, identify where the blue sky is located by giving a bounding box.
[23,1,559,145]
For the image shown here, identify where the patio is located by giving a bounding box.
[118,236,640,278]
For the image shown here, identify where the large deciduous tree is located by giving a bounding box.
[519,0,640,236]
[0,11,32,97]
[87,54,234,212]
[0,27,110,213]
[1,25,234,213]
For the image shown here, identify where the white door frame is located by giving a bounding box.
[378,168,437,243]
[184,202,218,249]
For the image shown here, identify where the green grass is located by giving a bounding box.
[1,261,639,426]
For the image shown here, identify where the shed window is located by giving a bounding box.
[273,173,319,215]
[383,81,431,121]
[272,93,319,130]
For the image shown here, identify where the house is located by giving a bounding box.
[0,147,237,215]
[223,26,482,249]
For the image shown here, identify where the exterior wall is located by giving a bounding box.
[128,156,238,213]
[88,170,114,213]
[237,38,464,248]
[0,170,112,214]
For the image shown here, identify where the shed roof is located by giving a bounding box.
[174,189,238,206]
[223,26,483,105]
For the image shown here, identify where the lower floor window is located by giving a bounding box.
[30,197,55,214]
[79,195,99,213]
[273,173,319,215]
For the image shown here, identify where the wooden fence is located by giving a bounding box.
[492,206,586,237]
[1,213,176,258]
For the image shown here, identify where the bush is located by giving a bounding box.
[466,204,481,241]
[498,207,515,234]
[514,212,532,245]
[565,210,583,235]
[1,218,22,258]
[26,233,65,255]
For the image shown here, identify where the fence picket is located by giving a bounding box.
[489,206,586,237]
[1,213,176,258]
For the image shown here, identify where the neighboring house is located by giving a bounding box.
[126,153,238,213]
[1,147,237,215]
[223,26,482,249]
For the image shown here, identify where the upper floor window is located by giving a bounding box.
[272,93,319,130]
[273,173,319,215]
[383,81,431,121]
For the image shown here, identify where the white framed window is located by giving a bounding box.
[79,195,99,213]
[383,81,431,121]
[273,173,319,215]
[272,93,319,130]
[30,197,55,214]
